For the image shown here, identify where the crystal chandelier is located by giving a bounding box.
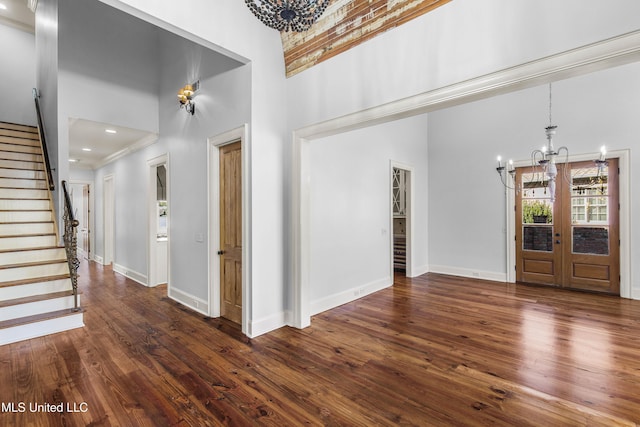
[245,0,331,32]
[496,83,569,202]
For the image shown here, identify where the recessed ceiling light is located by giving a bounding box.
[0,4,7,11]
[82,148,92,152]
[69,159,79,163]
[105,129,117,134]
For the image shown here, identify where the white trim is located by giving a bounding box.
[292,30,640,329]
[103,174,115,266]
[207,125,251,336]
[147,154,169,290]
[249,311,290,338]
[310,277,392,316]
[429,265,507,283]
[93,134,159,170]
[94,255,104,265]
[168,287,209,316]
[69,179,95,262]
[390,161,415,277]
[505,149,632,299]
[113,263,148,286]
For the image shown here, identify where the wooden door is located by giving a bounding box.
[219,142,242,324]
[562,159,619,293]
[516,159,619,294]
[515,166,562,286]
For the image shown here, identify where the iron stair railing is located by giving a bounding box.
[62,180,80,311]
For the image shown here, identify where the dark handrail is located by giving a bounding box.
[33,88,55,191]
[62,180,80,311]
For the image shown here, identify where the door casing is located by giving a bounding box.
[208,125,250,335]
[505,149,631,298]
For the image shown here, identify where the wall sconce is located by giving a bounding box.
[178,81,199,115]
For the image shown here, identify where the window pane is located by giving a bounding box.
[522,200,553,224]
[573,227,609,255]
[523,226,553,252]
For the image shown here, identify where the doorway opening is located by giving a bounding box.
[515,159,620,294]
[69,181,93,261]
[148,155,169,288]
[103,174,115,266]
[390,162,413,278]
[208,125,249,335]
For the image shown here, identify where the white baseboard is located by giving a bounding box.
[113,263,148,286]
[248,311,289,338]
[631,287,640,300]
[410,264,430,277]
[429,265,507,282]
[310,276,392,316]
[168,287,209,316]
[94,255,104,265]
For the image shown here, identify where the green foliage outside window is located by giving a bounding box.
[522,200,553,224]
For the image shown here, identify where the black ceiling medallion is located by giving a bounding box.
[245,0,332,32]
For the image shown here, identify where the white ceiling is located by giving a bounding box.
[68,118,158,169]
[0,0,34,32]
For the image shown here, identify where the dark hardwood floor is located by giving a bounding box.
[2,261,640,426]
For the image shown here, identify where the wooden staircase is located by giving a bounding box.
[0,122,83,346]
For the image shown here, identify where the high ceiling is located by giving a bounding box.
[281,0,452,77]
[0,0,34,32]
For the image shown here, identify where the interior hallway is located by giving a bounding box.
[1,260,640,426]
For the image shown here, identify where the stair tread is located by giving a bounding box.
[0,307,84,329]
[0,290,76,309]
[0,221,53,224]
[0,246,62,254]
[0,233,55,238]
[0,258,67,270]
[0,274,70,288]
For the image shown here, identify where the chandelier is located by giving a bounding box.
[245,0,331,32]
[496,83,570,202]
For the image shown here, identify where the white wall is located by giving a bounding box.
[100,0,288,335]
[309,114,428,313]
[0,24,36,126]
[35,0,59,213]
[428,62,640,291]
[286,0,640,130]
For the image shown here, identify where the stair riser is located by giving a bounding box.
[0,278,70,300]
[0,248,65,265]
[0,130,39,142]
[0,178,47,189]
[0,235,57,250]
[0,312,83,345]
[0,159,43,171]
[0,199,50,210]
[0,295,79,322]
[0,262,69,283]
[0,143,40,155]
[0,168,45,180]
[0,151,42,163]
[0,211,52,222]
[0,222,55,236]
[0,188,49,199]
[0,123,38,134]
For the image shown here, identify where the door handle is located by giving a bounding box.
[217,250,225,255]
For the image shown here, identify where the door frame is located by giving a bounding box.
[147,153,169,288]
[69,180,94,261]
[389,161,414,278]
[506,149,630,298]
[208,125,250,335]
[103,174,115,266]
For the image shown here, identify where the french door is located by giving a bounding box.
[515,159,619,294]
